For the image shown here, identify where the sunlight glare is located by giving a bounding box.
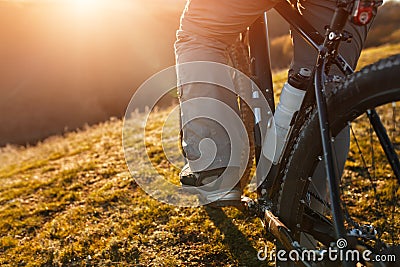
[71,0,107,14]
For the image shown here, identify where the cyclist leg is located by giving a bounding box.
[175,0,275,198]
[290,0,369,74]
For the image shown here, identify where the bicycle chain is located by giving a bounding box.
[307,190,331,209]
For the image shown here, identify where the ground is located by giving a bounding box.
[0,43,399,266]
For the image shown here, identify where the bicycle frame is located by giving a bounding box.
[244,0,400,265]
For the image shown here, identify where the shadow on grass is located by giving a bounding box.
[204,206,266,266]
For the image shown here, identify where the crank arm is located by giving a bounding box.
[240,197,312,267]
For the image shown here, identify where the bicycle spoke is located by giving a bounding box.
[349,123,378,196]
[392,102,397,142]
[391,184,396,243]
[370,123,376,181]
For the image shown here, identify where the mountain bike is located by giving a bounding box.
[228,0,400,266]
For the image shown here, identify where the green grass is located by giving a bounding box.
[0,44,399,266]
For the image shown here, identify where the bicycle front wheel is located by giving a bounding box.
[278,54,400,265]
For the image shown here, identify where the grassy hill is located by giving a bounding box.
[1,44,400,266]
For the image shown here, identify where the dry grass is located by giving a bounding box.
[0,44,399,266]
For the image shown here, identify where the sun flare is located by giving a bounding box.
[70,0,109,15]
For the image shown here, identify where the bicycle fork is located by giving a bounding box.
[314,3,352,253]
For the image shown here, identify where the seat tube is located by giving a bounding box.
[248,12,274,113]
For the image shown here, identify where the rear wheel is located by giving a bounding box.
[278,54,400,265]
